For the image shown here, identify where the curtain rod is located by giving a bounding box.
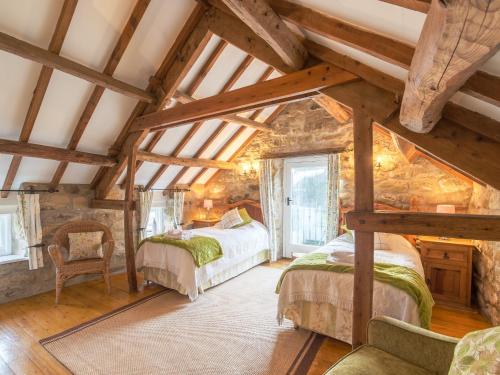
[135,188,190,192]
[0,187,58,194]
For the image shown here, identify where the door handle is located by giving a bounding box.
[286,197,293,206]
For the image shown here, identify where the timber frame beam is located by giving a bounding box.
[136,151,237,170]
[130,63,358,133]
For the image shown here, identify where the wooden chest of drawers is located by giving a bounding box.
[416,236,475,308]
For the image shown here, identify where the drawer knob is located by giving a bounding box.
[443,252,450,259]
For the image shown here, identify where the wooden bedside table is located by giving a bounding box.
[416,236,476,308]
[192,218,220,229]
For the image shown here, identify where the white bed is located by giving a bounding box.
[136,201,270,301]
[277,232,429,344]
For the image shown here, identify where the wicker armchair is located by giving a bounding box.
[48,220,115,304]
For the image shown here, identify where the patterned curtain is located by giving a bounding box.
[138,190,153,241]
[16,193,43,270]
[165,191,185,230]
[325,154,340,243]
[259,159,284,261]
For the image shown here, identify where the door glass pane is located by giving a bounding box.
[290,163,328,247]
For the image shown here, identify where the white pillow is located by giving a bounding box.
[346,231,406,252]
[218,208,243,229]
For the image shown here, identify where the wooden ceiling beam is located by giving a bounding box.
[137,151,236,169]
[93,5,211,199]
[173,91,273,132]
[131,37,230,180]
[268,0,500,107]
[90,199,136,210]
[130,64,358,133]
[49,0,152,188]
[0,138,115,166]
[205,6,293,73]
[400,0,500,132]
[323,79,500,190]
[0,0,77,198]
[143,55,257,191]
[220,0,307,70]
[391,134,418,163]
[313,94,351,124]
[0,31,155,103]
[378,0,431,14]
[346,211,500,241]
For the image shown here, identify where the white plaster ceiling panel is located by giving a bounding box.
[151,124,194,155]
[177,119,224,158]
[192,45,249,98]
[151,165,184,189]
[138,132,156,150]
[0,53,42,140]
[217,128,256,162]
[290,0,425,45]
[76,90,137,155]
[28,70,94,148]
[196,168,217,185]
[450,92,500,122]
[177,34,223,94]
[134,161,160,186]
[12,157,58,188]
[60,163,100,184]
[114,0,198,89]
[199,123,240,159]
[59,0,136,71]
[0,0,62,47]
[230,59,270,90]
[178,167,202,185]
[255,105,280,122]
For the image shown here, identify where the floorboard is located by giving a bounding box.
[0,269,491,375]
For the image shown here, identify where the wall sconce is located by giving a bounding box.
[375,156,383,170]
[240,161,259,179]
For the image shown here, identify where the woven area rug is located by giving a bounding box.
[41,266,323,374]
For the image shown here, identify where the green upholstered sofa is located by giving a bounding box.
[324,316,459,375]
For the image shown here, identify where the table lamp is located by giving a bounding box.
[203,199,213,219]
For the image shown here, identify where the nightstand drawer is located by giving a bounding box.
[420,243,469,264]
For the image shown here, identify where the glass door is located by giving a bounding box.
[283,156,328,257]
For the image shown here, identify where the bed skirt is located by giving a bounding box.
[142,249,270,297]
[281,301,353,344]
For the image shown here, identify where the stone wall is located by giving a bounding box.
[0,184,128,304]
[468,183,500,325]
[189,100,472,218]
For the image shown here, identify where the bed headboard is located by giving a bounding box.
[224,200,263,223]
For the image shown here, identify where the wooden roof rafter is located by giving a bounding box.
[49,0,152,189]
[166,66,275,190]
[0,0,78,198]
[141,51,256,191]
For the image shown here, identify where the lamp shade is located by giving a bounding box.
[203,199,213,210]
[436,204,455,214]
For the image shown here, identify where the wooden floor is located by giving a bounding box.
[0,271,491,375]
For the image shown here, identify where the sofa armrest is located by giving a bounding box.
[368,316,458,375]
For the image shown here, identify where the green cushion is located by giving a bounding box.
[448,326,500,375]
[231,208,253,228]
[324,346,433,375]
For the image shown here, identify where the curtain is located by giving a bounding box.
[138,190,153,241]
[325,154,340,242]
[16,193,43,270]
[259,159,284,261]
[165,191,185,230]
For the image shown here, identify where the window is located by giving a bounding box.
[146,206,167,237]
[0,206,27,262]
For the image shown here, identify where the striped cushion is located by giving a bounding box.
[219,208,243,229]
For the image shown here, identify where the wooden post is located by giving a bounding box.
[351,108,374,348]
[124,145,138,293]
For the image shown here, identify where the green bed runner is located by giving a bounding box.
[139,235,223,267]
[275,253,434,329]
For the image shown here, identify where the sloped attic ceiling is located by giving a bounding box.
[0,0,499,196]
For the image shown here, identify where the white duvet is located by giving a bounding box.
[277,233,426,331]
[136,221,270,300]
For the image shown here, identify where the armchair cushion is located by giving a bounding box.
[449,326,500,375]
[368,316,458,375]
[68,231,104,261]
[324,346,432,375]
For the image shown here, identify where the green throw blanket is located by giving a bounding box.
[276,253,434,329]
[139,235,223,267]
